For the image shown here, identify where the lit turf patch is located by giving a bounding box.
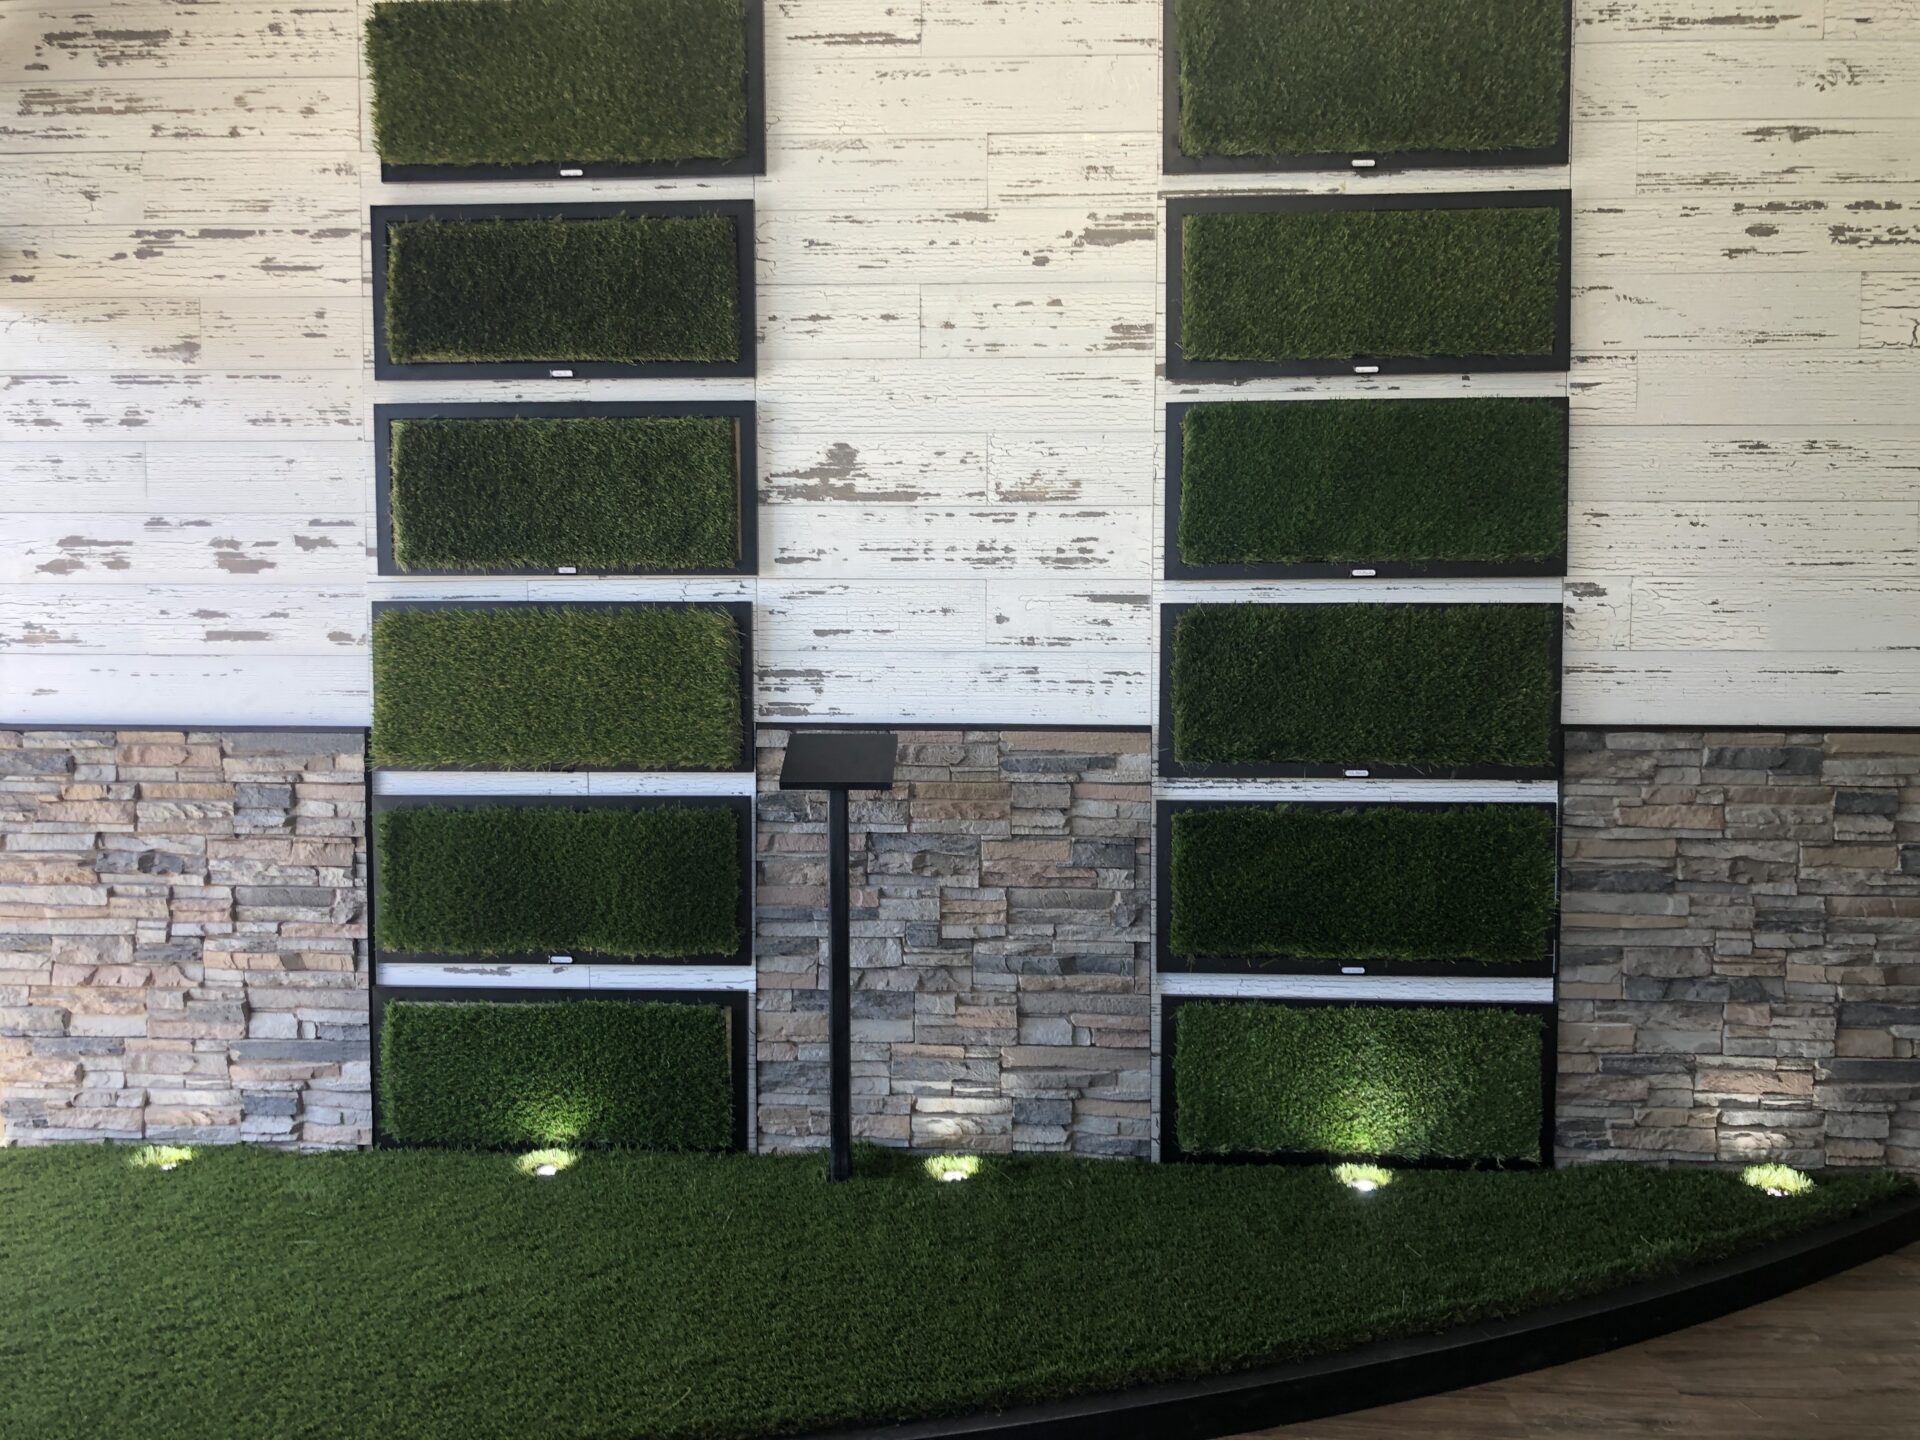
[1176,398,1565,568]
[1175,0,1567,160]
[383,214,740,365]
[389,416,740,573]
[1180,205,1562,362]
[368,0,750,167]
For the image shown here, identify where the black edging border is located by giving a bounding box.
[1156,600,1565,782]
[373,401,759,578]
[369,793,753,971]
[1158,994,1556,1168]
[368,984,751,1153]
[1159,0,1572,175]
[378,0,765,182]
[367,598,755,775]
[1162,397,1570,581]
[1164,189,1573,381]
[1153,798,1558,980]
[821,1191,1920,1440]
[370,199,756,380]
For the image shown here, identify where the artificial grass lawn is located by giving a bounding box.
[1177,398,1566,568]
[1176,0,1567,159]
[368,0,749,168]
[389,416,740,572]
[380,999,733,1148]
[1180,205,1563,362]
[383,214,740,365]
[376,804,741,959]
[1,1148,1905,1440]
[1174,1001,1544,1161]
[1170,603,1558,770]
[371,605,743,771]
[1168,805,1556,966]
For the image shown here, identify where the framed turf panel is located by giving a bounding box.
[1156,800,1558,979]
[1164,398,1568,581]
[1158,602,1562,781]
[371,200,755,380]
[372,795,752,967]
[1164,0,1571,174]
[372,989,749,1151]
[369,600,753,773]
[374,402,757,577]
[369,0,766,182]
[1161,996,1553,1167]
[1166,191,1571,380]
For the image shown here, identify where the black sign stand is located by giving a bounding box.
[778,731,898,1181]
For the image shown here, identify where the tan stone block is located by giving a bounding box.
[1698,1067,1814,1097]
[0,860,97,886]
[1825,733,1920,755]
[1072,782,1149,801]
[1615,804,1725,830]
[139,783,235,801]
[1802,845,1897,870]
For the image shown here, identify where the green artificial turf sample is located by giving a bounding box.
[1174,1001,1545,1160]
[1169,603,1558,770]
[376,804,740,958]
[1177,398,1566,568]
[379,998,733,1148]
[1180,206,1563,362]
[1168,804,1556,965]
[1176,0,1567,159]
[1,1147,1904,1439]
[370,605,743,771]
[367,0,749,167]
[383,214,740,365]
[388,416,741,572]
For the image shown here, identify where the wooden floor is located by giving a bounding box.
[1251,1242,1920,1439]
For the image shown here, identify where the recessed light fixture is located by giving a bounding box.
[1742,1163,1813,1198]
[923,1155,981,1184]
[1334,1162,1393,1194]
[517,1149,578,1179]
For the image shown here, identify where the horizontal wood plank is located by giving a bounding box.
[1628,574,1920,647]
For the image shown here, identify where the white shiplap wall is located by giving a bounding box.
[1,0,1916,726]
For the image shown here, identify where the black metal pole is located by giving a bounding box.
[827,785,852,1182]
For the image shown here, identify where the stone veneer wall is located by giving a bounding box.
[1560,729,1920,1172]
[0,729,368,1147]
[755,728,1151,1156]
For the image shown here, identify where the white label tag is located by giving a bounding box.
[550,368,574,378]
[550,955,574,965]
[1340,966,1365,974]
[1354,364,1380,375]
[558,566,577,574]
[1351,158,1376,168]
[1344,768,1369,777]
[559,167,584,177]
[1351,568,1376,577]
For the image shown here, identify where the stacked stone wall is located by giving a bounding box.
[1559,729,1920,1172]
[754,728,1152,1157]
[0,729,368,1147]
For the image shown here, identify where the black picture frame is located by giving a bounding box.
[1154,798,1559,979]
[378,0,766,183]
[369,984,751,1152]
[1160,0,1573,176]
[1158,993,1558,1169]
[1156,601,1565,782]
[373,401,759,579]
[370,793,753,972]
[370,198,757,381]
[368,598,756,774]
[1164,190,1573,381]
[1161,398,1569,581]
